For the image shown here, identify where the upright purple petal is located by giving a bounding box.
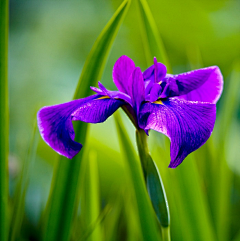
[161,66,223,103]
[143,61,167,83]
[139,98,216,168]
[37,95,123,159]
[112,55,135,94]
[128,67,145,114]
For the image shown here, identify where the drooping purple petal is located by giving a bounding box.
[128,67,145,114]
[112,55,135,94]
[37,95,123,159]
[72,96,124,123]
[139,98,216,168]
[160,66,223,103]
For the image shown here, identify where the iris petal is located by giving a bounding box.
[143,62,167,83]
[90,86,103,95]
[112,55,135,94]
[72,96,124,122]
[150,83,162,102]
[128,67,145,114]
[91,82,132,105]
[37,95,123,159]
[161,66,223,103]
[139,98,216,168]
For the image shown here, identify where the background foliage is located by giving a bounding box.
[7,0,240,240]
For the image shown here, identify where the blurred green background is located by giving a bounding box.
[8,0,240,240]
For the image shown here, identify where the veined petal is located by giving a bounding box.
[72,96,124,123]
[37,95,123,159]
[112,55,135,94]
[139,98,216,168]
[161,66,223,103]
[128,67,145,114]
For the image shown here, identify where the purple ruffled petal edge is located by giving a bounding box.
[139,98,216,168]
[37,95,123,159]
[161,66,223,103]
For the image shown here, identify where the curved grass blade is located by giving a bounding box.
[79,150,102,241]
[42,1,131,241]
[213,62,240,241]
[137,0,171,72]
[74,0,131,99]
[114,112,160,241]
[0,0,9,240]
[173,158,217,241]
[9,122,39,241]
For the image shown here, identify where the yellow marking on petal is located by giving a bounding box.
[158,80,162,85]
[153,100,163,105]
[97,96,110,100]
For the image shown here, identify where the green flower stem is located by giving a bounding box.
[0,0,9,240]
[161,227,171,241]
[136,129,170,240]
[115,114,160,241]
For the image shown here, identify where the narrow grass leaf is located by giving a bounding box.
[114,112,160,241]
[80,150,102,241]
[213,62,240,241]
[74,0,131,99]
[0,0,9,240]
[154,137,216,240]
[137,0,171,71]
[100,192,123,241]
[9,122,39,241]
[174,158,216,241]
[42,1,130,241]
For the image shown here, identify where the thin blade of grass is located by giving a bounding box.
[80,150,102,241]
[9,122,39,241]
[213,62,240,241]
[173,158,217,241]
[137,0,171,71]
[74,0,131,99]
[0,0,9,240]
[42,1,130,241]
[114,112,160,241]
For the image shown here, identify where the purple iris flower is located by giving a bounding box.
[37,56,223,168]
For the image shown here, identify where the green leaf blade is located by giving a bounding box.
[114,113,160,241]
[74,0,131,100]
[0,0,9,240]
[137,0,171,72]
[42,1,130,241]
